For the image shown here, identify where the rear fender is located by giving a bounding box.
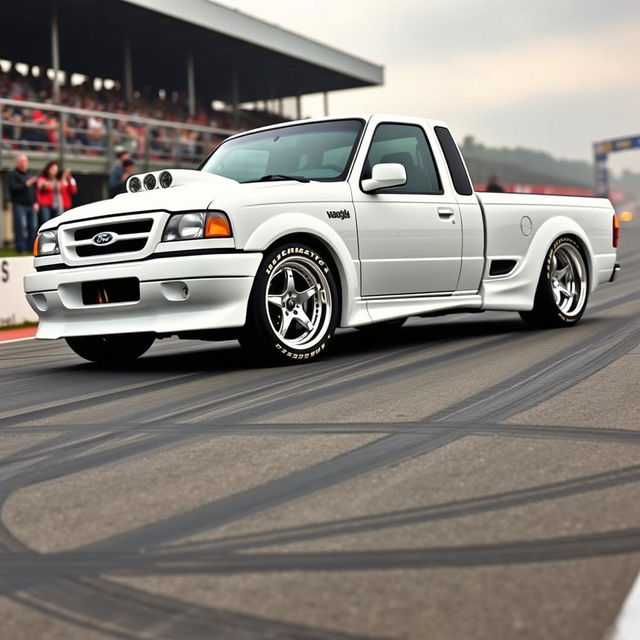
[482,216,595,311]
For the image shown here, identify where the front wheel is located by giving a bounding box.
[240,243,339,363]
[65,333,155,363]
[519,236,589,328]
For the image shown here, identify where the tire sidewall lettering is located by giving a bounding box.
[545,236,585,324]
[252,243,338,362]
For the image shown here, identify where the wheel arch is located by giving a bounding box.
[243,213,363,326]
[482,215,597,311]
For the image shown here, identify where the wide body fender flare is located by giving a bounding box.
[243,213,366,326]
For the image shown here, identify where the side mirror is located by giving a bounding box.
[361,163,407,192]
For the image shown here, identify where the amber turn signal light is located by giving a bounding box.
[613,214,620,248]
[205,213,231,238]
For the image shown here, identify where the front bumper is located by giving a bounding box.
[24,252,262,339]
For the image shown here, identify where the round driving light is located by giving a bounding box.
[159,171,173,188]
[129,176,142,193]
[177,213,205,239]
[143,173,157,190]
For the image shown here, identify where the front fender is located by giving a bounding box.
[243,213,367,326]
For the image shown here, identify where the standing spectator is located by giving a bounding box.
[7,154,37,253]
[58,168,78,211]
[108,147,130,197]
[36,161,62,225]
[112,158,136,196]
[486,175,505,193]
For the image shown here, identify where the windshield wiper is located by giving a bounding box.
[258,174,310,183]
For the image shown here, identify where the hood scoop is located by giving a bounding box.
[126,169,237,194]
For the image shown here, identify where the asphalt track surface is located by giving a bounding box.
[1,222,639,640]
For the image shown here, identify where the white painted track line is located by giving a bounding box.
[608,570,640,639]
[0,337,36,345]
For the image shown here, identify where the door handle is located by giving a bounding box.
[438,207,455,218]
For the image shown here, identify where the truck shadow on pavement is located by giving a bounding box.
[78,315,541,375]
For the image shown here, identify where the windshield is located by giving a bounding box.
[200,119,364,183]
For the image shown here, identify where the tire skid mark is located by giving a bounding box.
[3,421,640,446]
[9,528,640,575]
[0,328,478,427]
[126,341,448,424]
[4,580,378,640]
[0,372,204,427]
[0,248,638,638]
[160,333,524,425]
[0,433,453,638]
[422,313,640,424]
[157,462,640,555]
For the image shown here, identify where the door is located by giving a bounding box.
[354,122,462,297]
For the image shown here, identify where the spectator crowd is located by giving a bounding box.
[7,154,77,253]
[2,62,286,253]
[1,64,284,162]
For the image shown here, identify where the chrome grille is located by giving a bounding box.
[59,212,165,266]
[73,219,153,257]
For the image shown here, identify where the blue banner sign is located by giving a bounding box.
[593,135,640,197]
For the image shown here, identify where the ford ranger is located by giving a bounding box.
[25,115,620,363]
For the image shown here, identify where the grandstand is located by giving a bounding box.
[1,0,383,246]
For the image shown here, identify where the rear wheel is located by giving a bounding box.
[519,236,589,328]
[240,243,339,363]
[65,333,155,363]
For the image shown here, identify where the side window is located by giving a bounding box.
[362,123,442,194]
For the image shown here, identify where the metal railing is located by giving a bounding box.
[0,98,238,173]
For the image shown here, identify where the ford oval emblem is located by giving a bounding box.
[92,232,115,246]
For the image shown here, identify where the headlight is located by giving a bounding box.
[162,211,232,241]
[34,230,60,256]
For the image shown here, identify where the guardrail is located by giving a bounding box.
[0,98,238,173]
[0,256,37,325]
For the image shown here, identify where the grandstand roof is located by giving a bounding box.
[1,0,383,103]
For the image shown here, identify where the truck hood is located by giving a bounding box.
[41,169,346,230]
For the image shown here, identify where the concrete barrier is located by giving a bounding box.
[0,257,37,326]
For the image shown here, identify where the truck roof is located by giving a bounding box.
[226,114,451,141]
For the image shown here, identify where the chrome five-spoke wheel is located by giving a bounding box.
[242,243,339,362]
[266,258,332,350]
[549,241,587,317]
[520,235,589,328]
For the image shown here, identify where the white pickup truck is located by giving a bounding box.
[25,114,620,363]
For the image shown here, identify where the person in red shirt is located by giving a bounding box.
[58,168,78,211]
[36,161,62,225]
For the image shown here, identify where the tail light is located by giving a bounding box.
[613,214,620,248]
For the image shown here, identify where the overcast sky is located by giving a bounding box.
[218,0,640,173]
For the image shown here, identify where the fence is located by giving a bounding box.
[0,98,237,173]
[1,98,240,248]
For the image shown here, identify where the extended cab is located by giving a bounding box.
[25,114,620,363]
